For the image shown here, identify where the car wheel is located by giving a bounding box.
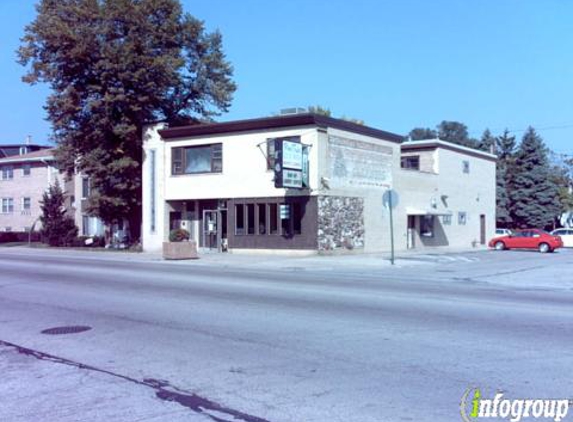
[538,243,550,253]
[494,241,505,251]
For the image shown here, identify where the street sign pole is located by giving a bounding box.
[383,189,398,266]
[389,192,395,265]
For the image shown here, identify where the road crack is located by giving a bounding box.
[0,339,271,422]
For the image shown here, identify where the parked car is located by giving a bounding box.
[551,228,573,247]
[495,228,513,236]
[489,229,563,253]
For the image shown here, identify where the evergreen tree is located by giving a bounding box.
[40,181,78,246]
[495,130,516,227]
[477,129,495,152]
[18,0,236,239]
[511,128,561,229]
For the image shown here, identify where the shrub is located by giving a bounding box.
[40,181,78,246]
[0,232,41,243]
[169,228,190,242]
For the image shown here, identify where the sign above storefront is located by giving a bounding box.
[273,137,310,190]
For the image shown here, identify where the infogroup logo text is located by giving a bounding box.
[461,388,571,422]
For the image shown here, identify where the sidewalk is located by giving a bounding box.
[0,244,489,272]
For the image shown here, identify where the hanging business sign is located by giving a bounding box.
[282,141,303,170]
[282,169,303,188]
[273,137,309,189]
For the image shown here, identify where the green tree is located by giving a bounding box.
[550,156,573,219]
[511,127,561,229]
[477,129,495,152]
[409,127,437,140]
[40,181,78,246]
[307,105,332,116]
[495,130,517,227]
[18,0,236,239]
[437,121,478,148]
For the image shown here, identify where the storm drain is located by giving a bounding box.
[41,326,92,335]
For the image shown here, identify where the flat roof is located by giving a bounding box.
[159,113,405,143]
[401,139,497,162]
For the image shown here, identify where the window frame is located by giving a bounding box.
[172,144,223,175]
[22,164,31,176]
[462,160,470,174]
[401,155,420,170]
[22,197,31,211]
[1,166,14,180]
[1,198,14,213]
[81,177,90,199]
[458,211,467,225]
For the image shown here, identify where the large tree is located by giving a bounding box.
[437,121,478,148]
[495,130,516,227]
[511,128,561,229]
[477,129,495,152]
[18,0,236,238]
[408,127,437,140]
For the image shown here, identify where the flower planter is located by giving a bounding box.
[162,240,198,260]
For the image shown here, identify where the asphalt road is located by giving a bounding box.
[1,247,572,422]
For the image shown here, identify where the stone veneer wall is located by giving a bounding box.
[317,196,364,251]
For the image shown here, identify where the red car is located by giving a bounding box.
[489,229,563,253]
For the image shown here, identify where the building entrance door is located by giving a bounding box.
[202,210,219,250]
[407,215,416,249]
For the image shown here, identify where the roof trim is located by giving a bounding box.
[0,148,56,164]
[158,113,404,143]
[401,139,497,162]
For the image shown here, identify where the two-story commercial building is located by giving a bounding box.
[142,114,496,254]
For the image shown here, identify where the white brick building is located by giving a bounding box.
[141,114,496,254]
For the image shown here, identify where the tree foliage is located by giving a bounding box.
[495,130,516,226]
[40,180,78,246]
[437,121,478,148]
[510,128,561,229]
[409,127,437,140]
[18,0,236,237]
[477,129,495,152]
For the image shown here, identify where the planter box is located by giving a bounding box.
[163,241,198,260]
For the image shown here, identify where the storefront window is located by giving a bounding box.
[258,204,267,234]
[269,204,278,234]
[420,215,434,237]
[235,204,245,235]
[246,204,255,235]
[293,203,302,235]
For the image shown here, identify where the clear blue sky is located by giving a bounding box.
[1,1,572,154]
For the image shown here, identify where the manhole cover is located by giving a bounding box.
[41,326,92,335]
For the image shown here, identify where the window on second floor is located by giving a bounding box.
[22,197,31,211]
[462,160,470,173]
[172,144,223,175]
[401,155,420,170]
[23,164,31,176]
[1,198,14,213]
[1,166,14,180]
[82,177,90,199]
